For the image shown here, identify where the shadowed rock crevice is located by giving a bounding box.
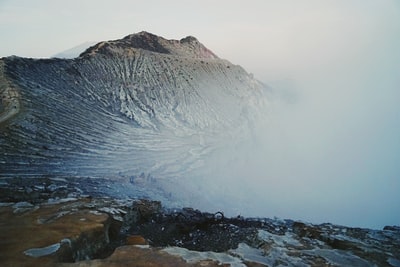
[0,60,21,125]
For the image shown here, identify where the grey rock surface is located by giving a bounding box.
[0,32,267,184]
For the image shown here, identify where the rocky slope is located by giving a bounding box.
[2,32,399,266]
[0,178,399,267]
[0,32,266,204]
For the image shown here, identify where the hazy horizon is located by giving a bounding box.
[1,0,399,229]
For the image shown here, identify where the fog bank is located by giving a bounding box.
[182,1,400,229]
[186,62,399,229]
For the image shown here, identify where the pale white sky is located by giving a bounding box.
[1,0,398,81]
[1,0,400,228]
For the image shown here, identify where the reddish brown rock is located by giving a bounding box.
[59,245,222,267]
[125,235,148,245]
[0,199,114,267]
[1,197,223,267]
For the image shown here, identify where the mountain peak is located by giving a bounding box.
[81,31,218,59]
[179,35,199,44]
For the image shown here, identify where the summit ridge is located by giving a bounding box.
[80,31,218,59]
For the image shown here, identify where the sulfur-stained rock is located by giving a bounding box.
[0,198,118,267]
[125,235,148,245]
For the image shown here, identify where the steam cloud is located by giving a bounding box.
[179,2,400,230]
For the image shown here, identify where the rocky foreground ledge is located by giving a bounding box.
[0,177,399,267]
